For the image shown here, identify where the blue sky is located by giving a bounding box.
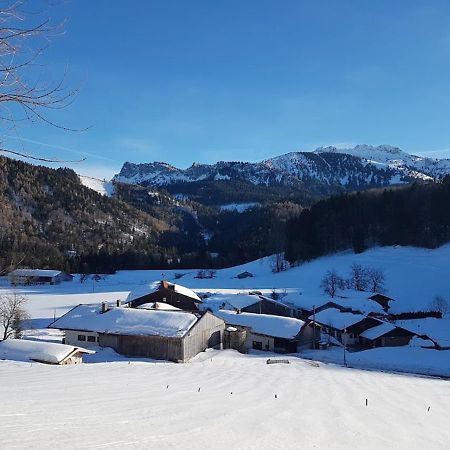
[5,0,450,178]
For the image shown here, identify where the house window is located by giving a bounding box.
[87,336,96,342]
[96,337,99,342]
[78,334,86,341]
[252,341,263,350]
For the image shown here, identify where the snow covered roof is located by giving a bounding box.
[214,310,305,339]
[309,308,367,330]
[49,304,199,338]
[124,281,202,304]
[0,339,93,364]
[394,318,450,347]
[8,269,62,278]
[137,302,181,311]
[360,322,396,340]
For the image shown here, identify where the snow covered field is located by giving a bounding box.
[1,350,450,449]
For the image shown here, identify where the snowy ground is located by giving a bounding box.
[1,349,450,450]
[1,245,450,448]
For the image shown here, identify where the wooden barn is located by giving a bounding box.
[124,281,202,311]
[215,310,317,353]
[49,303,225,363]
[8,269,73,286]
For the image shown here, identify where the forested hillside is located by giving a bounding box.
[0,157,179,273]
[285,178,450,263]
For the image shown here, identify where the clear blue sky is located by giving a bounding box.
[6,0,450,178]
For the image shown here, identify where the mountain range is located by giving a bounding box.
[112,145,450,202]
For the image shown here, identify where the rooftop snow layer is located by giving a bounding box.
[125,281,201,303]
[214,310,305,339]
[394,318,450,347]
[50,305,199,338]
[0,339,93,364]
[137,302,181,311]
[360,322,397,340]
[309,308,368,330]
[9,269,63,278]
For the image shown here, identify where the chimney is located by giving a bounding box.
[116,299,121,307]
[101,302,109,313]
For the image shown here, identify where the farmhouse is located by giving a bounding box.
[8,269,73,285]
[0,339,93,365]
[309,308,381,346]
[215,310,317,353]
[368,293,394,311]
[124,280,202,311]
[49,303,225,363]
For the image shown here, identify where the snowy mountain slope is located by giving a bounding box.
[314,144,450,179]
[79,175,114,196]
[114,144,449,194]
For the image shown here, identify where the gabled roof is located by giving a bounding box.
[309,308,368,330]
[0,339,93,364]
[8,269,62,278]
[49,304,199,338]
[214,310,305,340]
[124,280,202,304]
[359,322,397,340]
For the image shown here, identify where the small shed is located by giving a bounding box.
[124,280,202,311]
[8,269,73,286]
[0,339,93,364]
[359,322,415,347]
[215,310,317,353]
[49,304,225,363]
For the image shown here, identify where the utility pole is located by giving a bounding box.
[343,327,347,367]
[313,305,316,349]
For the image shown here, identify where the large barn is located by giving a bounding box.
[49,303,225,363]
[8,269,73,286]
[124,281,202,311]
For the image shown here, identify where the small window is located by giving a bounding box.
[78,335,86,341]
[87,336,96,342]
[252,341,263,350]
[96,336,99,342]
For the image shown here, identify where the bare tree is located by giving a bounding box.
[320,270,344,298]
[429,295,449,318]
[270,252,287,273]
[0,1,83,162]
[349,264,368,291]
[366,267,386,293]
[0,292,30,339]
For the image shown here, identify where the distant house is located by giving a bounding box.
[49,304,225,363]
[0,339,93,365]
[235,295,298,318]
[368,294,394,312]
[236,271,253,279]
[8,269,73,286]
[309,308,381,346]
[124,280,202,311]
[215,310,317,353]
[359,322,415,347]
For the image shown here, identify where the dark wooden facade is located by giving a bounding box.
[240,296,297,318]
[128,283,201,311]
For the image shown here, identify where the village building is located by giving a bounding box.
[124,280,202,311]
[8,269,73,286]
[309,308,381,346]
[0,339,93,365]
[359,322,415,347]
[367,293,394,312]
[215,309,317,353]
[49,303,225,363]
